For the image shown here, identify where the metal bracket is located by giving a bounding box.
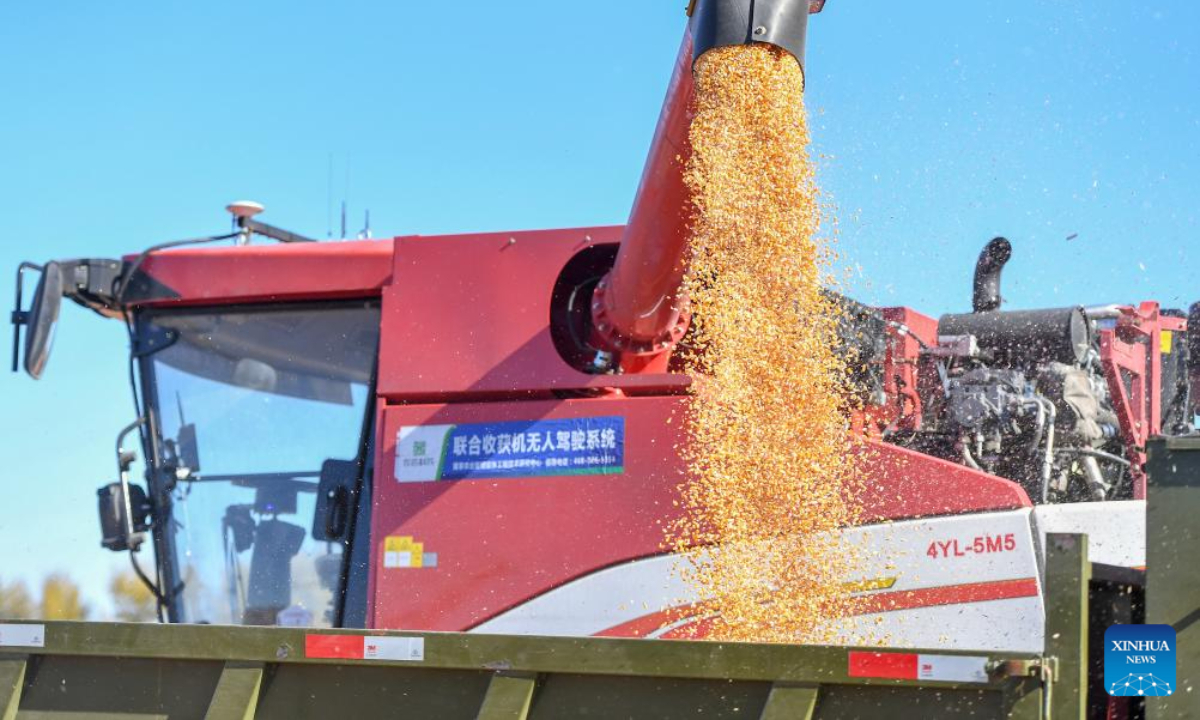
[992,656,1057,683]
[132,325,178,358]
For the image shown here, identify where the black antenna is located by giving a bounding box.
[341,155,353,239]
[176,391,186,426]
[358,210,372,240]
[326,153,334,239]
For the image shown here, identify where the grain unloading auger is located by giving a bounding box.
[6,1,1198,717]
[590,0,822,369]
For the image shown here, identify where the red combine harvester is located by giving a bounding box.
[9,0,1195,654]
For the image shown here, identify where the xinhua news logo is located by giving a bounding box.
[1105,624,1176,697]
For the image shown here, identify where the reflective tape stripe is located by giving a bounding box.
[305,634,425,662]
[849,652,989,683]
[848,651,918,680]
[305,634,364,659]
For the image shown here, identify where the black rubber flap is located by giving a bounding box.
[691,0,811,71]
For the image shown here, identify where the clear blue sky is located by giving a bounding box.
[1,1,1197,616]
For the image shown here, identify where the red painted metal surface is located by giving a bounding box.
[369,396,687,631]
[127,240,394,307]
[367,396,1031,632]
[591,30,695,357]
[866,307,939,434]
[1097,302,1186,499]
[852,577,1040,615]
[853,441,1032,523]
[376,227,689,402]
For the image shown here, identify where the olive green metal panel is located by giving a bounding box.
[1,658,26,720]
[1044,533,1090,720]
[759,684,818,720]
[0,621,1049,719]
[527,674,773,719]
[476,673,536,720]
[17,657,223,720]
[812,686,1004,718]
[202,663,262,720]
[1001,677,1048,720]
[1146,438,1200,720]
[17,713,167,719]
[252,665,491,719]
[5,622,1036,686]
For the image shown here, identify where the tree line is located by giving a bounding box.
[0,572,156,622]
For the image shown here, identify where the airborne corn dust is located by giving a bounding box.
[670,44,860,643]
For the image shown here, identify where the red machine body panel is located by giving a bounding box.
[369,395,687,631]
[377,227,687,401]
[129,240,394,306]
[853,442,1031,524]
[368,396,1033,633]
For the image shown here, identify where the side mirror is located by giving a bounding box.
[12,261,64,379]
[98,481,151,552]
[313,459,357,542]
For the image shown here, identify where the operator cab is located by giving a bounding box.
[138,302,379,626]
[10,205,385,627]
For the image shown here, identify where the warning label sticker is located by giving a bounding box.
[384,536,438,569]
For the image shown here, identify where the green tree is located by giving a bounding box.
[109,572,157,622]
[0,577,35,619]
[40,573,88,620]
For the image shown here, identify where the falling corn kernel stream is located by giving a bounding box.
[669,44,860,643]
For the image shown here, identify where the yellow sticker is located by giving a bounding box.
[842,576,898,593]
[384,536,428,569]
[1161,331,1173,354]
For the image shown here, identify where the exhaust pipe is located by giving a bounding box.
[972,237,1012,313]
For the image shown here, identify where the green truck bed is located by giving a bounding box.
[0,619,1056,720]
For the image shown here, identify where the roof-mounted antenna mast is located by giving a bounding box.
[339,155,351,239]
[326,153,334,239]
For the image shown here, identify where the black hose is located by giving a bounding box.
[114,232,239,304]
[128,550,166,623]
